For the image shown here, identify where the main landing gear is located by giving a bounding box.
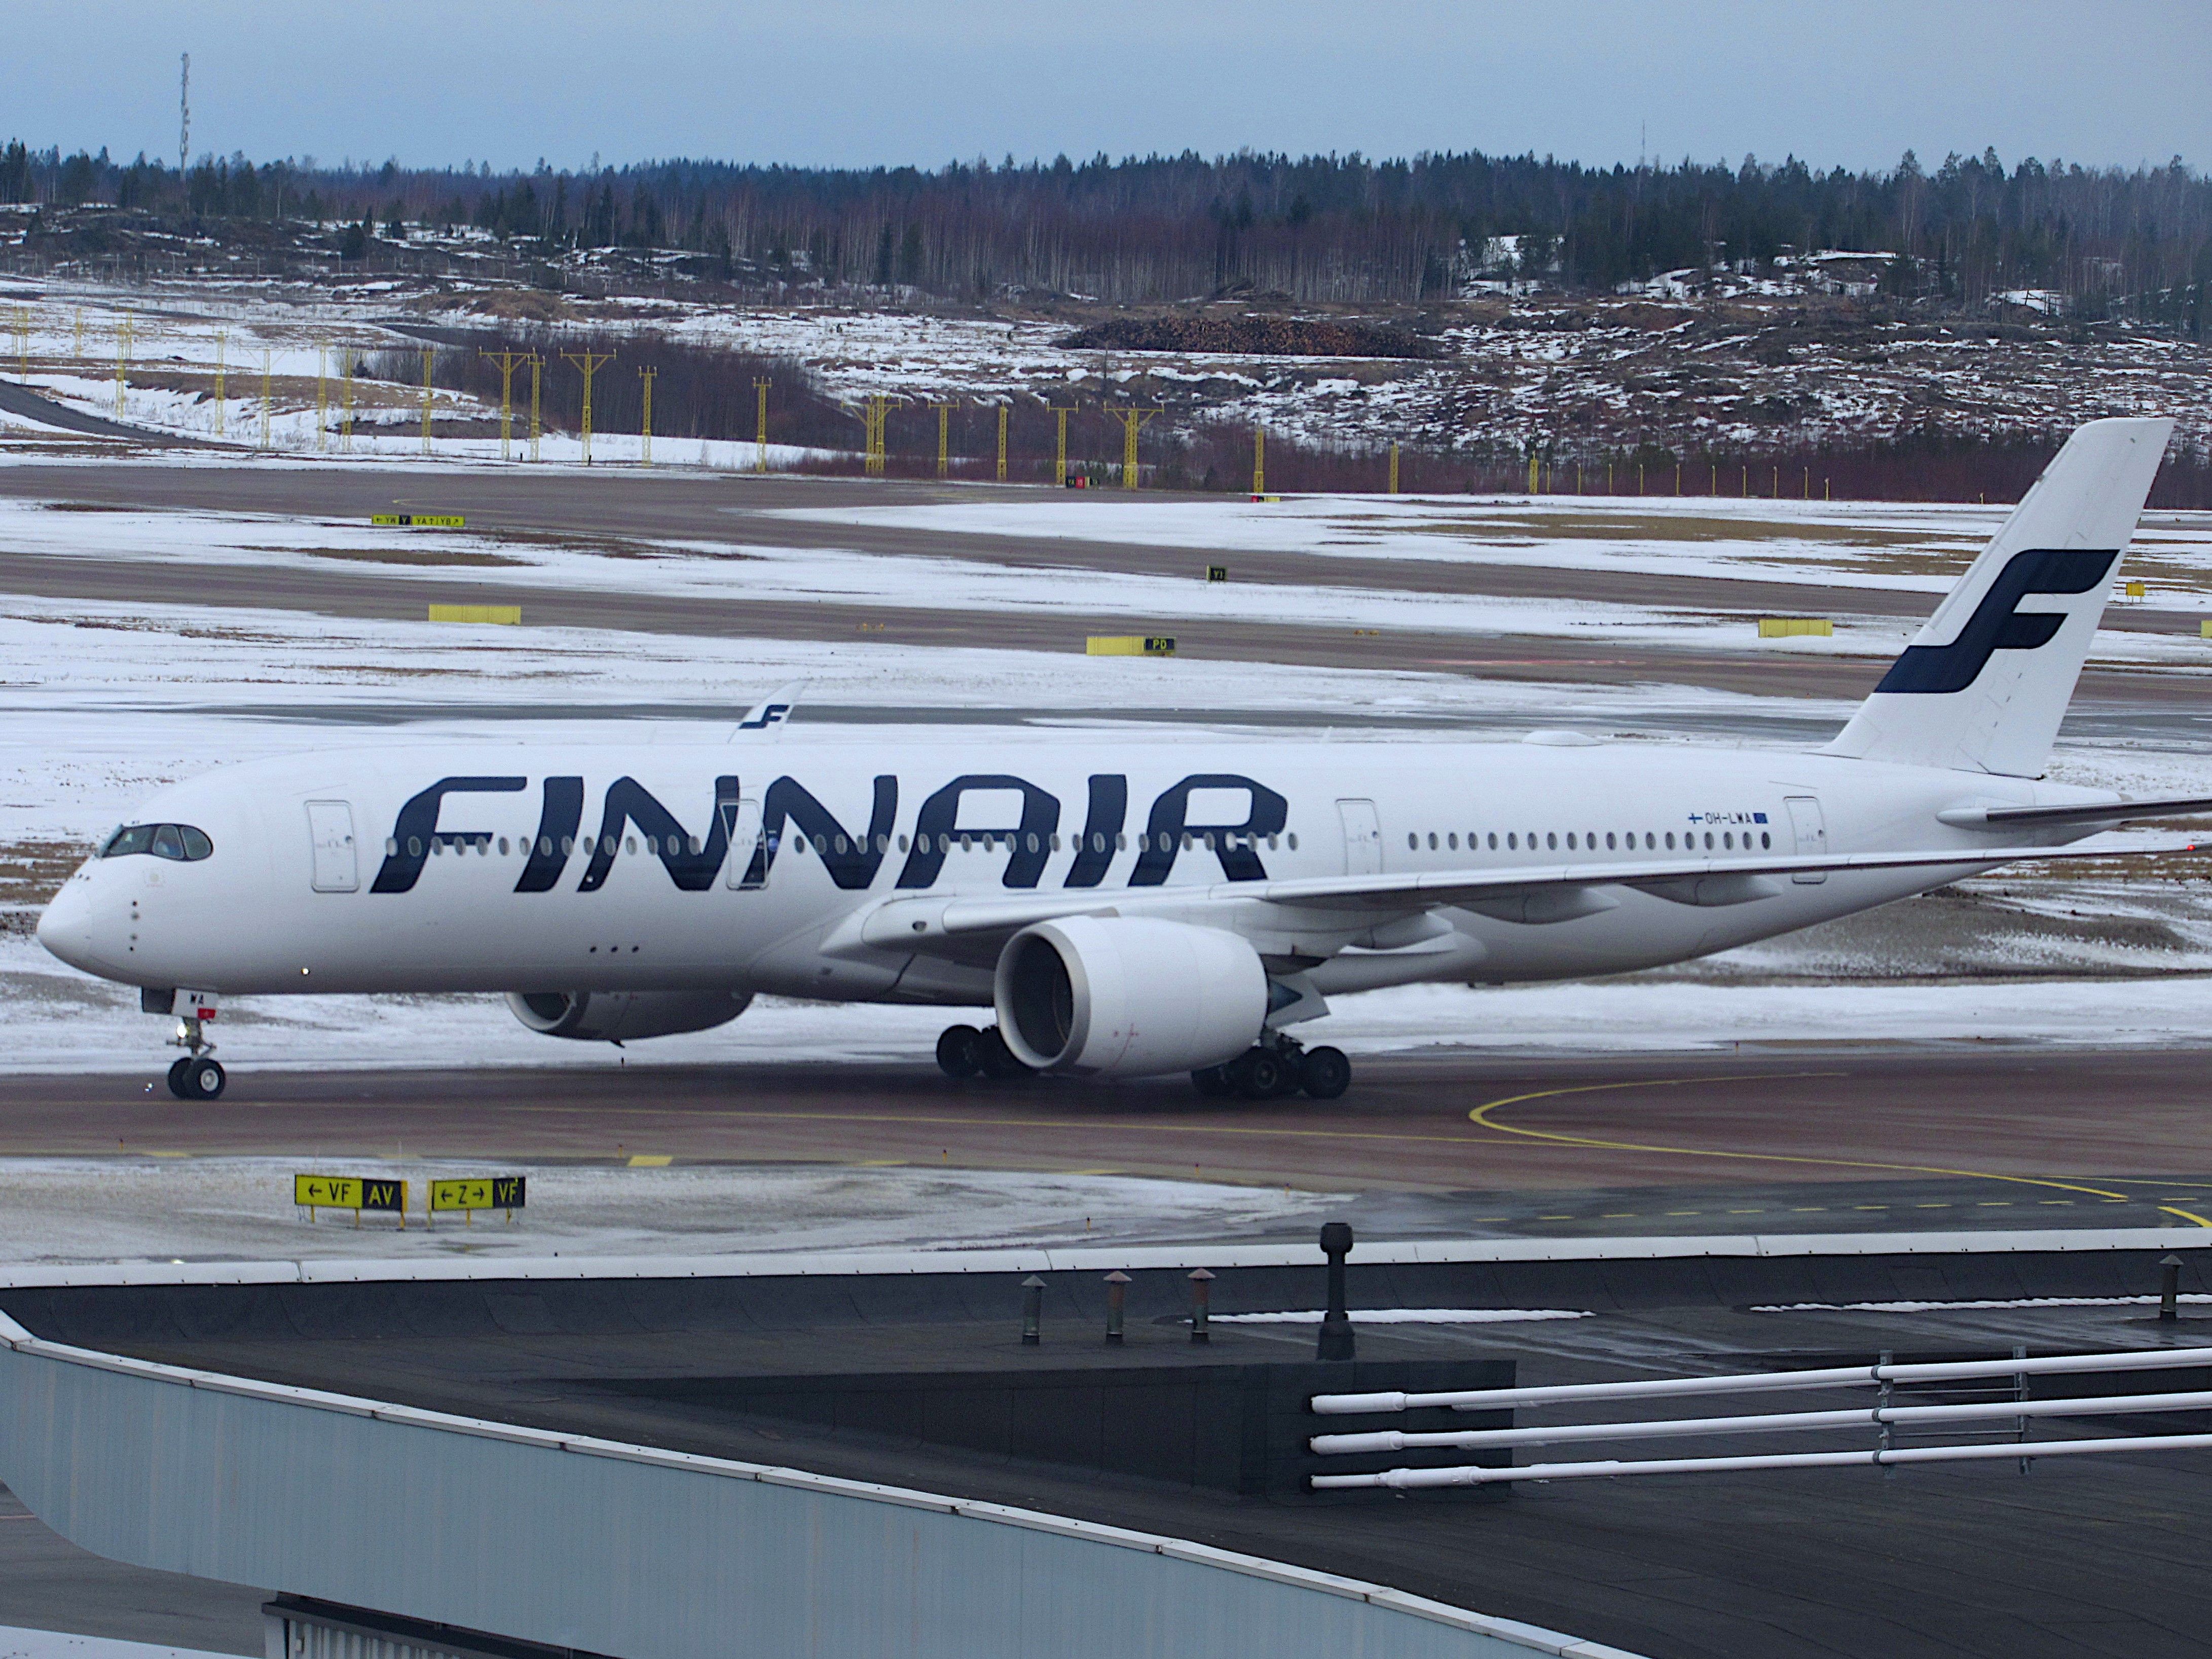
[164,1012,226,1100]
[1192,1035,1350,1102]
[933,1023,1350,1100]
[936,1024,1033,1081]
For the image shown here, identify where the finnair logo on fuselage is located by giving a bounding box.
[367,772,1290,896]
[1874,547,2118,695]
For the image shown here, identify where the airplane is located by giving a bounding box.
[36,416,2212,1104]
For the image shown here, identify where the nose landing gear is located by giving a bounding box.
[164,1013,226,1100]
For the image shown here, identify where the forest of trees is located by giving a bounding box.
[3,138,2207,313]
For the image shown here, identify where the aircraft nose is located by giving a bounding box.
[36,875,108,974]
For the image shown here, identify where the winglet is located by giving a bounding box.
[732,681,803,740]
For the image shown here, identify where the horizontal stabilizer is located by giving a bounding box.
[1937,793,2212,831]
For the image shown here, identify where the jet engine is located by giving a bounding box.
[504,990,752,1043]
[993,916,1267,1077]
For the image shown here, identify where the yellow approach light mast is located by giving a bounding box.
[930,402,955,478]
[419,347,436,455]
[1105,405,1162,491]
[637,366,657,467]
[341,346,357,452]
[753,376,771,473]
[114,312,134,415]
[482,348,532,462]
[1050,402,1079,486]
[561,348,616,465]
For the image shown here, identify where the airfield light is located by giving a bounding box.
[638,367,657,467]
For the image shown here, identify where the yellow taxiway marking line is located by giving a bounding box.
[2159,1205,2212,1228]
[1467,1077,2136,1201]
[625,1154,673,1167]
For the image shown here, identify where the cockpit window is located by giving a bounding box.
[100,823,213,861]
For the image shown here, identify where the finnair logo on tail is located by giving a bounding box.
[1874,548,2118,695]
[738,703,791,730]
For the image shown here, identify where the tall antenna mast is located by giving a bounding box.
[179,54,190,176]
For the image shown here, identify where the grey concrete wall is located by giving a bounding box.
[0,1317,1635,1659]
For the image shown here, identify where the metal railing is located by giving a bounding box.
[1308,1346,2212,1491]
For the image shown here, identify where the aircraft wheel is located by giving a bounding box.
[179,1058,226,1101]
[165,1056,193,1099]
[936,1024,983,1079]
[974,1026,1033,1081]
[1299,1046,1352,1100]
[1230,1048,1288,1100]
[1191,1064,1233,1098]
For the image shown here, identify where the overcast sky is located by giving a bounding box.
[8,1,2207,177]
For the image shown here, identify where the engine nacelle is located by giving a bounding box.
[505,990,752,1043]
[994,916,1267,1077]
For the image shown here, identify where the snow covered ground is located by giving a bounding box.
[0,1158,1333,1266]
[778,490,2212,602]
[0,1628,228,1659]
[7,272,2210,474]
[2,489,2209,668]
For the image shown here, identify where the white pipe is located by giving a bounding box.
[1309,1388,2212,1455]
[1308,1431,2212,1489]
[1309,1345,2212,1416]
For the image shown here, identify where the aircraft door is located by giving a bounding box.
[305,800,359,893]
[722,796,763,889]
[1784,796,1827,884]
[1337,798,1382,875]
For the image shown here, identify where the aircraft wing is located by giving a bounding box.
[837,835,2197,960]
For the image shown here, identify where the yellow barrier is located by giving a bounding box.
[1086,636,1176,656]
[1757,617,1833,639]
[373,513,465,528]
[2125,580,2147,599]
[2200,620,2212,639]
[428,604,522,625]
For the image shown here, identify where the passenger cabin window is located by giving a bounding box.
[100,823,213,862]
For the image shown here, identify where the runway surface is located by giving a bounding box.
[5,1048,2207,1238]
[3,462,2207,710]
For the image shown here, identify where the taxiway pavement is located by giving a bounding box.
[3,1048,2205,1240]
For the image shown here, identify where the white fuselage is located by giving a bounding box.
[37,734,2089,1007]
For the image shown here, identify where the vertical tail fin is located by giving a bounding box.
[1822,416,2171,777]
